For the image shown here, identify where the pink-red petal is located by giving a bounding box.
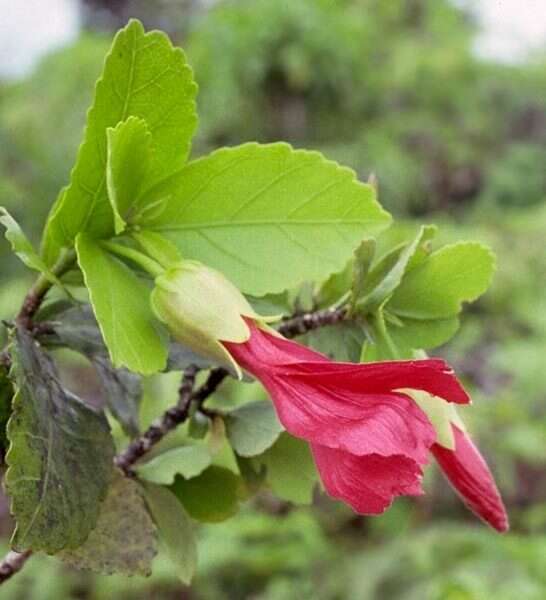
[249,369,435,464]
[312,444,424,514]
[431,424,509,532]
[227,322,470,404]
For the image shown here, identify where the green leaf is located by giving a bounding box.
[76,234,168,375]
[388,315,460,353]
[360,309,404,361]
[59,472,158,575]
[39,303,106,356]
[389,242,496,320]
[359,225,436,312]
[301,321,368,362]
[351,239,376,307]
[5,326,115,553]
[257,433,317,504]
[170,466,240,523]
[106,117,153,234]
[142,483,198,585]
[225,400,283,457]
[207,416,240,474]
[44,19,198,255]
[0,367,13,454]
[36,302,142,435]
[141,143,391,295]
[132,230,182,268]
[0,208,62,286]
[92,356,142,438]
[136,443,212,484]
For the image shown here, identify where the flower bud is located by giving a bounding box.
[151,261,272,377]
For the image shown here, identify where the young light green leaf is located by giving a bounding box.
[351,239,376,307]
[132,230,182,268]
[170,466,240,523]
[388,315,460,354]
[360,309,402,361]
[136,443,212,484]
[141,143,391,295]
[44,19,198,256]
[59,472,158,575]
[142,483,198,585]
[6,326,115,553]
[0,208,62,286]
[389,242,496,320]
[106,117,152,234]
[257,433,318,504]
[76,234,168,375]
[358,225,435,312]
[225,400,283,457]
[207,416,240,474]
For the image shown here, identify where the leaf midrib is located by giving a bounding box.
[152,218,386,231]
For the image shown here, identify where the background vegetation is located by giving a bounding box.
[0,0,544,598]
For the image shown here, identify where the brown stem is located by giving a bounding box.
[0,550,32,584]
[278,306,347,337]
[114,365,200,475]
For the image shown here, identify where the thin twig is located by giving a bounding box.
[278,306,347,337]
[114,365,199,475]
[0,550,32,584]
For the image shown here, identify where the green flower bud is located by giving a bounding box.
[151,261,274,378]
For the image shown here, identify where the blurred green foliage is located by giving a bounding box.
[0,0,545,597]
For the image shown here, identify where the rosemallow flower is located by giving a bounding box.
[152,261,508,532]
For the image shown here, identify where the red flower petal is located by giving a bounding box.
[250,370,435,465]
[311,444,424,514]
[431,424,509,532]
[228,322,470,404]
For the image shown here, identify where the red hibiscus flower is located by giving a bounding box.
[224,320,508,532]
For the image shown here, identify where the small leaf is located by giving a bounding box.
[136,443,212,484]
[0,208,62,285]
[389,242,496,320]
[92,356,142,438]
[166,341,215,371]
[142,483,198,585]
[40,303,106,356]
[106,117,153,234]
[257,433,318,504]
[207,417,240,474]
[359,226,435,311]
[388,315,460,354]
[351,239,376,306]
[301,321,368,362]
[225,400,283,457]
[44,19,198,256]
[76,234,168,375]
[141,143,391,295]
[59,472,158,575]
[170,466,240,523]
[6,326,115,553]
